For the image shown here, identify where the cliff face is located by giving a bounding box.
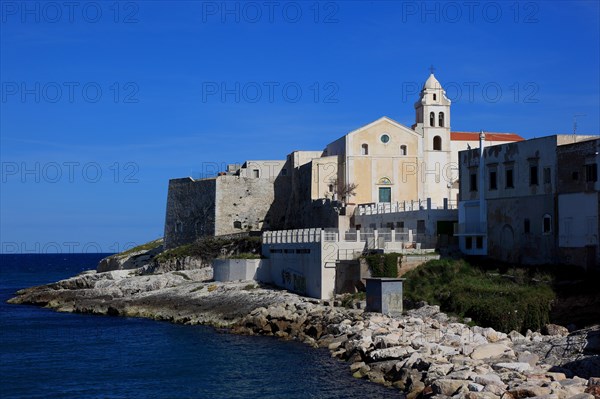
[96,239,213,275]
[97,239,164,272]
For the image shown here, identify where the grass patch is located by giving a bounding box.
[363,253,402,277]
[223,252,261,259]
[118,239,162,257]
[243,283,258,290]
[403,259,555,333]
[155,236,261,263]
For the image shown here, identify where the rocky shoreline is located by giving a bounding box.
[8,262,600,399]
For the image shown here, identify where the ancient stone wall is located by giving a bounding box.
[214,175,284,235]
[164,178,216,249]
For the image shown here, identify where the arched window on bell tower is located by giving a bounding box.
[433,93,437,101]
[433,136,442,151]
[429,112,435,127]
[438,112,445,127]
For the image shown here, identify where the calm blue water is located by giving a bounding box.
[0,254,399,398]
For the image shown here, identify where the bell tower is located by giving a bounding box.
[412,69,452,204]
[413,70,451,144]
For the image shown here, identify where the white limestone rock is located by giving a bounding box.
[471,343,514,360]
[493,362,532,373]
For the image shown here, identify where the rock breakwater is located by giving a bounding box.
[234,301,600,398]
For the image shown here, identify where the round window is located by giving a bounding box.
[381,134,390,143]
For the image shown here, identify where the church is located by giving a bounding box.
[163,73,523,249]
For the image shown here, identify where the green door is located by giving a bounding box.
[378,187,391,203]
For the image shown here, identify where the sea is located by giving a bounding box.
[0,254,399,399]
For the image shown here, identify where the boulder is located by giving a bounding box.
[474,373,506,387]
[509,330,526,343]
[585,385,600,398]
[546,372,566,381]
[543,324,570,337]
[367,346,414,362]
[465,393,501,399]
[469,382,485,392]
[494,362,532,373]
[432,379,471,396]
[570,394,595,399]
[508,385,552,398]
[471,343,514,360]
[518,352,539,367]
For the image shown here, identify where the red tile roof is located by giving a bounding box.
[451,132,524,142]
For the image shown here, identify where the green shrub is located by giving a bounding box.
[155,236,261,263]
[222,252,261,259]
[403,259,555,333]
[364,253,402,278]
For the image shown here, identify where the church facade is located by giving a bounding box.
[164,73,523,249]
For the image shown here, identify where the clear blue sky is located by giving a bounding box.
[1,1,599,253]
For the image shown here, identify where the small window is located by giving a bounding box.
[572,171,579,180]
[361,143,369,155]
[506,169,514,188]
[438,112,445,127]
[476,236,483,249]
[328,184,334,192]
[400,145,407,155]
[470,173,477,192]
[586,164,598,182]
[524,218,530,234]
[543,167,551,184]
[252,169,260,178]
[433,93,437,101]
[489,171,497,190]
[433,135,442,151]
[281,168,287,176]
[543,214,552,234]
[395,221,404,229]
[429,112,435,127]
[233,221,242,229]
[530,165,538,186]
[380,134,390,144]
[465,237,472,249]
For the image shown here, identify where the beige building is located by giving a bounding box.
[164,73,524,248]
[315,74,523,210]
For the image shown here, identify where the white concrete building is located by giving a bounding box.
[457,135,599,268]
